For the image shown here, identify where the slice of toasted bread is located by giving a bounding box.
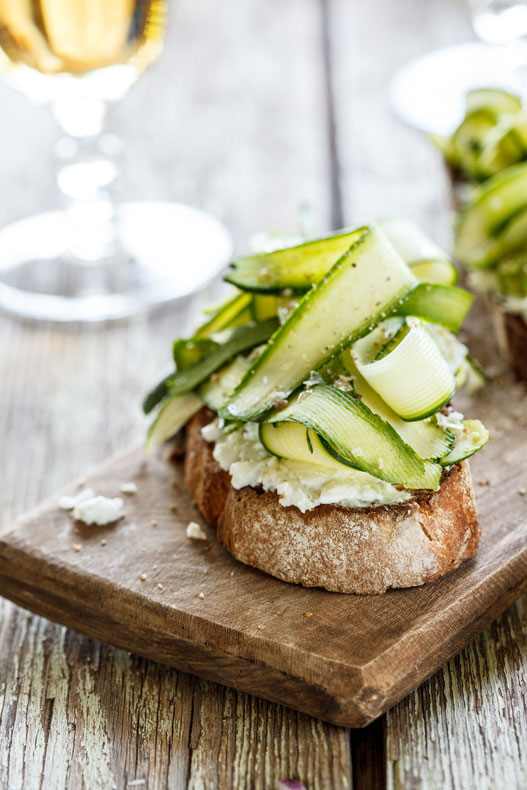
[184,409,480,594]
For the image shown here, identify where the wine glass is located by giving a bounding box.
[389,0,527,135]
[0,0,232,323]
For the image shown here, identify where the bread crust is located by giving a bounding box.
[184,409,481,594]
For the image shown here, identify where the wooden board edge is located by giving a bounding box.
[0,538,373,727]
[2,527,527,727]
[357,549,527,724]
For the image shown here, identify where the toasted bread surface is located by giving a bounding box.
[184,409,480,594]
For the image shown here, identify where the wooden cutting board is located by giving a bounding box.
[0,370,526,728]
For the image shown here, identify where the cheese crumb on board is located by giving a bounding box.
[59,487,95,511]
[120,482,138,495]
[73,496,124,526]
[186,521,207,540]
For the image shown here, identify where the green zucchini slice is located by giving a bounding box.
[342,356,454,460]
[225,228,365,293]
[221,227,417,421]
[497,254,527,297]
[168,318,277,398]
[143,372,175,416]
[478,122,527,178]
[356,320,456,421]
[173,338,218,369]
[409,260,459,285]
[143,318,277,415]
[439,419,489,465]
[455,162,527,263]
[259,422,351,471]
[194,291,253,338]
[393,283,473,332]
[451,108,497,177]
[463,206,527,269]
[199,356,251,411]
[263,384,441,490]
[465,87,521,116]
[250,293,296,321]
[146,393,203,454]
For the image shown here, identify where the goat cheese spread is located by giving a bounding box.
[202,420,412,513]
[73,495,124,526]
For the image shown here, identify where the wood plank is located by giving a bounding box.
[1,338,526,728]
[386,594,527,789]
[0,602,351,790]
[326,0,474,242]
[0,0,349,786]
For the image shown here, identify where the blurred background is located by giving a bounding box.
[0,0,477,250]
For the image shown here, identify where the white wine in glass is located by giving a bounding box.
[0,0,232,323]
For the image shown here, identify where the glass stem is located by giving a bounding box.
[52,98,123,264]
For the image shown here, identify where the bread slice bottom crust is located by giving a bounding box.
[184,409,481,595]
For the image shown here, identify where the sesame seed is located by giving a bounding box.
[100,539,107,546]
[73,544,82,552]
[519,488,526,496]
[169,503,177,511]
[157,583,164,590]
[140,573,147,581]
[198,592,205,599]
[151,519,158,527]
[304,611,313,617]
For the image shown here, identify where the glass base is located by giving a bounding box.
[389,42,524,135]
[0,202,232,323]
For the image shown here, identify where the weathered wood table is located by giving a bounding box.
[0,0,526,787]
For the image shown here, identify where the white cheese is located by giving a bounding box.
[120,482,138,495]
[186,521,207,540]
[436,410,465,431]
[73,496,124,526]
[59,487,96,511]
[208,420,412,513]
